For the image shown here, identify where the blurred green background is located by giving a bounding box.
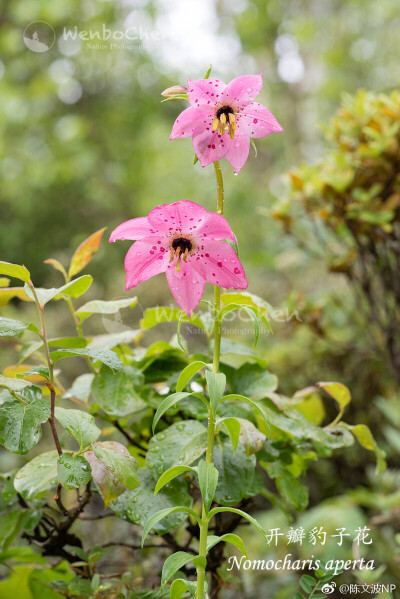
[1,0,400,596]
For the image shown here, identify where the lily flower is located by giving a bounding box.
[110,201,248,316]
[170,74,283,173]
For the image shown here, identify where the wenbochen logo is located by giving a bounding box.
[23,21,55,53]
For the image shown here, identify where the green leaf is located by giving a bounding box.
[48,336,87,348]
[0,261,30,283]
[218,417,241,453]
[147,421,207,478]
[154,465,196,495]
[219,304,261,348]
[17,366,50,381]
[235,418,266,457]
[152,392,202,433]
[85,441,133,507]
[221,394,270,431]
[230,364,278,398]
[76,297,137,322]
[161,551,205,587]
[176,361,207,393]
[220,291,271,328]
[170,578,198,599]
[93,445,140,490]
[206,370,226,413]
[0,287,32,307]
[203,64,212,78]
[55,407,101,449]
[346,423,386,473]
[317,381,351,411]
[0,398,50,454]
[208,506,266,540]
[0,376,33,393]
[267,464,309,510]
[50,348,122,372]
[213,439,258,506]
[68,227,107,278]
[24,275,93,306]
[14,451,58,500]
[142,506,200,546]
[110,468,192,535]
[0,317,36,338]
[250,137,258,157]
[299,574,315,593]
[198,460,218,512]
[140,307,204,331]
[91,366,145,416]
[44,257,68,279]
[206,533,247,556]
[57,454,92,489]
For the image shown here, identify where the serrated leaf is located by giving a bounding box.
[76,297,137,322]
[154,465,196,495]
[24,275,93,306]
[14,451,58,500]
[0,262,30,283]
[57,454,92,489]
[161,551,205,587]
[55,407,101,449]
[198,460,218,512]
[69,227,107,278]
[50,348,122,372]
[93,446,140,490]
[0,398,50,454]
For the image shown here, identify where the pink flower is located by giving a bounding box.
[110,201,248,316]
[170,74,283,173]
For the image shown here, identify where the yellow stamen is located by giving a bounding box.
[169,248,175,263]
[220,113,226,124]
[229,126,235,140]
[175,246,181,258]
[213,118,219,131]
[176,255,181,272]
[219,124,226,136]
[229,113,235,123]
[231,120,236,130]
[183,247,189,262]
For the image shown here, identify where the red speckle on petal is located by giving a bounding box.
[217,262,222,267]
[205,253,209,257]
[234,267,241,274]
[253,118,258,124]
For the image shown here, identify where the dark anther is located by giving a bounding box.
[172,237,192,254]
[216,105,234,119]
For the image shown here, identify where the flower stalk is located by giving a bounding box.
[196,161,224,599]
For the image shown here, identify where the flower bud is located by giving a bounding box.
[161,85,188,101]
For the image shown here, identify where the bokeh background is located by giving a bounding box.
[1,0,400,596]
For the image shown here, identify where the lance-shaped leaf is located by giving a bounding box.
[69,227,107,278]
[208,506,267,540]
[198,460,218,512]
[176,361,207,392]
[44,258,68,279]
[161,551,206,587]
[0,398,50,454]
[142,506,200,546]
[219,303,264,347]
[152,392,207,433]
[93,445,140,490]
[55,407,101,450]
[85,441,134,507]
[140,306,204,331]
[206,370,226,413]
[76,297,137,323]
[50,348,122,372]
[14,451,58,500]
[24,275,93,306]
[217,417,241,453]
[170,579,198,599]
[154,465,196,495]
[0,317,37,338]
[57,453,92,489]
[206,533,248,556]
[0,261,30,283]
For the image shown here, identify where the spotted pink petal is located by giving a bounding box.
[239,102,283,138]
[187,78,226,107]
[199,239,248,289]
[124,238,169,289]
[166,259,206,316]
[220,74,263,110]
[195,214,237,242]
[224,134,250,175]
[192,126,229,168]
[148,200,209,233]
[170,105,213,140]
[109,217,158,242]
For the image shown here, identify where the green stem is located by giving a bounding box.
[196,161,224,599]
